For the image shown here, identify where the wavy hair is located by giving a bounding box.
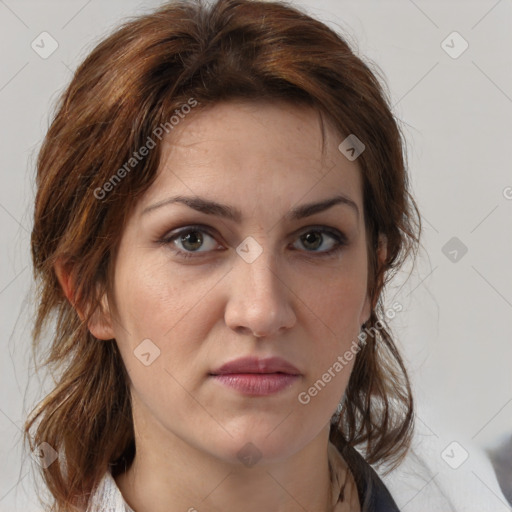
[24,0,421,510]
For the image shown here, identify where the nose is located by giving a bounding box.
[224,248,297,338]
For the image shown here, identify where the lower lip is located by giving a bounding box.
[210,373,300,396]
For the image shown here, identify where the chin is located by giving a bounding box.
[208,425,312,468]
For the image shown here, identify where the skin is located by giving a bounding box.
[56,100,386,512]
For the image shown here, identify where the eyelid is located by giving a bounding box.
[158,224,348,259]
[294,225,348,243]
[159,224,221,251]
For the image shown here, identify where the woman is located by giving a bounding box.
[24,0,421,510]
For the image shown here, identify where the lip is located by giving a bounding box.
[210,356,301,376]
[209,356,302,396]
[211,373,300,396]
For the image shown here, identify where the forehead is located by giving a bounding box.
[135,100,363,221]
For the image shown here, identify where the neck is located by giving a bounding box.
[115,424,340,512]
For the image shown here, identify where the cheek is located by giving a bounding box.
[295,253,368,391]
[113,254,193,336]
[302,258,368,337]
[111,255,218,382]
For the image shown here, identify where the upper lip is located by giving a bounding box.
[210,356,301,375]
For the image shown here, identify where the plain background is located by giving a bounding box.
[1,0,511,510]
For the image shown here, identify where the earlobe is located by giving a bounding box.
[54,257,115,340]
[360,293,372,328]
[372,233,388,309]
[360,233,388,326]
[371,233,388,311]
[87,293,116,341]
[375,233,388,296]
[378,234,388,262]
[55,257,84,320]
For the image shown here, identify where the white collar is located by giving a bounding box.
[86,469,134,512]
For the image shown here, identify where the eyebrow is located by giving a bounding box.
[141,194,359,222]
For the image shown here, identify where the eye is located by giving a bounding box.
[159,225,221,259]
[158,225,348,260]
[291,227,347,257]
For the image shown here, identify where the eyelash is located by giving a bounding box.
[157,224,348,260]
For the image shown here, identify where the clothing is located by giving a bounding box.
[86,441,399,512]
[489,435,512,506]
[336,442,400,511]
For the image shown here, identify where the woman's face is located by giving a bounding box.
[103,100,373,465]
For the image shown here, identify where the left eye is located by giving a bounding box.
[159,225,347,259]
[292,229,342,253]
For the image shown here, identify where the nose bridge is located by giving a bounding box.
[225,238,296,337]
[242,246,280,298]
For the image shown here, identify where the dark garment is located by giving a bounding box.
[488,435,512,506]
[341,444,400,512]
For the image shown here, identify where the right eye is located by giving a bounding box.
[159,225,224,259]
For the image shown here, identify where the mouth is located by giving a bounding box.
[209,373,300,396]
[210,355,301,376]
[209,356,302,396]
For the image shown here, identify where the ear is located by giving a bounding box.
[360,234,388,326]
[54,257,115,340]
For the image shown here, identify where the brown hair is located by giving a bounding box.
[24,0,421,510]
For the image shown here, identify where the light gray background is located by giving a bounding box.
[1,0,511,510]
